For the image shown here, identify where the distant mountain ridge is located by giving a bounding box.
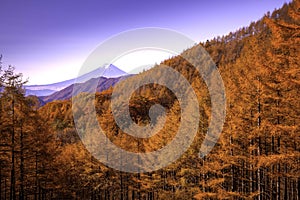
[25,64,128,96]
[25,89,56,96]
[40,75,132,103]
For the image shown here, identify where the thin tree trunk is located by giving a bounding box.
[20,123,24,200]
[120,172,123,200]
[10,97,16,200]
[35,151,38,200]
[277,137,281,200]
[230,136,235,192]
[297,177,299,200]
[257,137,261,200]
[0,163,2,200]
[5,178,7,200]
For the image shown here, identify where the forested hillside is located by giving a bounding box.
[0,1,299,199]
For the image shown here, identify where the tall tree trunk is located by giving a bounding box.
[0,163,2,200]
[230,136,235,192]
[277,137,281,200]
[297,177,300,200]
[257,137,261,200]
[20,123,24,200]
[5,178,7,200]
[120,172,123,200]
[35,151,38,200]
[10,97,16,200]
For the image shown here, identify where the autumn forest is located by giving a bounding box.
[0,1,299,199]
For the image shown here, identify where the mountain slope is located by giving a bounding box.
[40,75,131,103]
[37,1,300,199]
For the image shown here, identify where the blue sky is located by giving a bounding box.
[0,0,290,84]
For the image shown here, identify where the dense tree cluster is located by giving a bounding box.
[0,1,299,199]
[0,64,60,199]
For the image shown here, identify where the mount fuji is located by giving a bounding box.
[25,64,128,96]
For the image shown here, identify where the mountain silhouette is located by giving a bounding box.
[25,64,128,96]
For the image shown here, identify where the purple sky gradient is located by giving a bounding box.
[0,0,291,84]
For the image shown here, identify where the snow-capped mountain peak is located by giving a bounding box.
[25,64,129,96]
[101,64,128,78]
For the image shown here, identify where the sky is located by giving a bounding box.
[0,0,291,85]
